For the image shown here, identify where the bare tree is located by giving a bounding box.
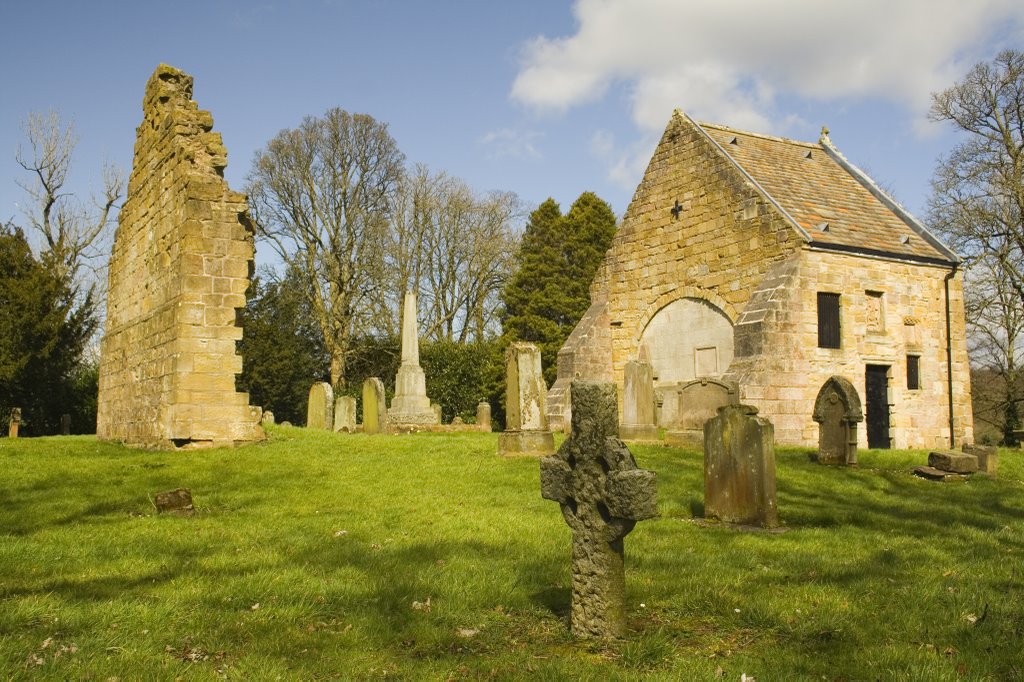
[15,110,123,292]
[928,49,1024,443]
[384,167,519,343]
[246,108,405,388]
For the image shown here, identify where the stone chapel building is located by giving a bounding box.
[547,110,973,449]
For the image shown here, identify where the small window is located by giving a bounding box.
[817,292,841,349]
[907,355,920,390]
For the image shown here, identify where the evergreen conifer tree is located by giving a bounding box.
[501,193,616,385]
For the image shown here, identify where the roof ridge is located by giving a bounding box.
[695,121,819,149]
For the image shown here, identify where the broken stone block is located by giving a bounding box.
[962,443,997,476]
[927,450,978,474]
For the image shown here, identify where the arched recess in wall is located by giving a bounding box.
[638,297,734,385]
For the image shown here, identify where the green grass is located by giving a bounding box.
[1,428,1023,680]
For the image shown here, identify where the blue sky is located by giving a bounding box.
[3,0,1024,258]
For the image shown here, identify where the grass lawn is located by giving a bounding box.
[1,427,1023,680]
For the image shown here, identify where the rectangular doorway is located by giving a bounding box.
[865,364,891,449]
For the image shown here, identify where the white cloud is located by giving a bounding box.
[512,0,1024,133]
[590,129,657,193]
[478,128,544,160]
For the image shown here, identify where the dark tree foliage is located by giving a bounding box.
[501,192,616,385]
[421,340,502,425]
[0,225,98,434]
[238,267,331,426]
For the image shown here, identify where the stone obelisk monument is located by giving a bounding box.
[389,292,438,425]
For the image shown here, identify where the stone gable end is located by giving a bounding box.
[97,64,263,448]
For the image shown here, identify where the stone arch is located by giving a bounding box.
[812,376,864,465]
[638,295,735,386]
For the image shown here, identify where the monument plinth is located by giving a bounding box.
[388,292,438,425]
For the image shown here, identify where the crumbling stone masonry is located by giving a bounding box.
[97,64,263,448]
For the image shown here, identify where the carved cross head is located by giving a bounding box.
[541,382,658,542]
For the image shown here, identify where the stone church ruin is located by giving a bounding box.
[549,110,973,449]
[97,64,263,448]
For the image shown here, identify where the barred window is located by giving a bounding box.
[907,355,921,390]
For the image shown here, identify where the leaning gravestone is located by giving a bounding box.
[704,404,778,528]
[619,360,659,441]
[307,382,333,430]
[498,342,555,456]
[541,381,658,638]
[812,376,863,465]
[8,408,21,438]
[476,401,491,431]
[334,396,356,433]
[362,377,388,435]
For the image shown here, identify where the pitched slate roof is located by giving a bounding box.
[694,118,957,264]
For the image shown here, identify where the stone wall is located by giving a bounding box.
[97,64,262,448]
[725,250,973,447]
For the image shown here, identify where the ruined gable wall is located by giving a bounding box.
[97,64,262,447]
[726,250,973,448]
[548,111,802,428]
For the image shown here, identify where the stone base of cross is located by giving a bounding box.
[540,381,658,638]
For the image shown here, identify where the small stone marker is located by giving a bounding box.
[261,410,275,425]
[334,396,356,433]
[8,408,20,438]
[61,414,71,436]
[498,342,555,456]
[620,361,659,440]
[540,381,658,638]
[362,377,388,435]
[154,488,194,515]
[476,401,491,431]
[704,404,778,527]
[812,376,863,465]
[431,401,443,424]
[306,382,333,430]
[963,443,998,476]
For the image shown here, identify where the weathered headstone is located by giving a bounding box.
[306,382,333,430]
[963,443,998,476]
[334,396,356,433]
[154,488,194,515]
[498,342,555,456]
[476,401,491,431]
[389,292,438,425]
[8,408,21,438]
[96,64,262,448]
[811,376,863,465]
[704,404,778,527]
[619,361,659,441]
[540,381,658,638]
[362,377,388,435]
[664,378,739,447]
[61,414,71,436]
[261,410,275,425]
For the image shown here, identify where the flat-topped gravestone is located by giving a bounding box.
[541,381,658,638]
[389,292,438,425]
[620,360,659,441]
[307,382,333,430]
[362,377,388,435]
[8,408,21,438]
[498,342,555,456]
[812,376,863,465]
[476,401,491,431]
[704,404,778,528]
[334,396,356,433]
[963,443,997,476]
